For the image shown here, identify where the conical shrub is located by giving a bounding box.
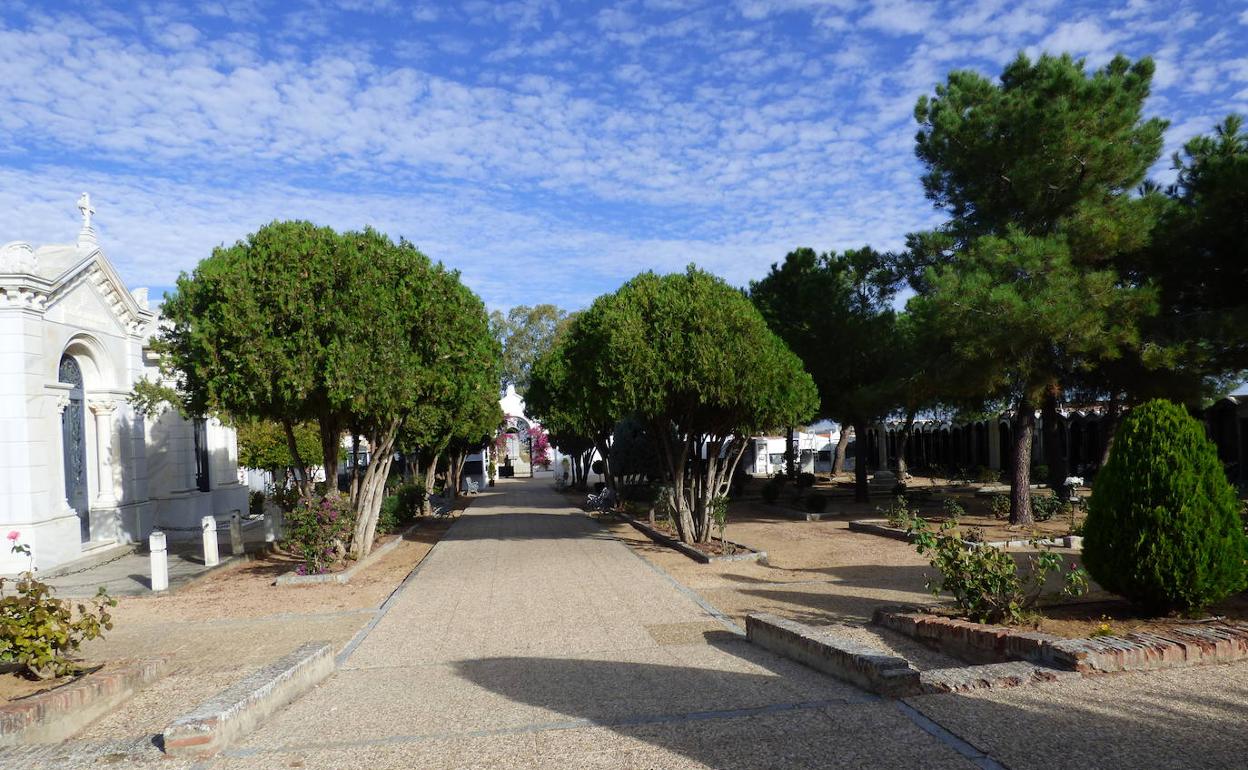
[1084,399,1247,614]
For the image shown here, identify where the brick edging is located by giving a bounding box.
[0,657,169,745]
[746,613,920,696]
[874,608,1248,673]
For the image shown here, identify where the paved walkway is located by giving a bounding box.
[209,478,976,769]
[15,477,1247,768]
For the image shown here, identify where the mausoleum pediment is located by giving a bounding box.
[1,194,154,336]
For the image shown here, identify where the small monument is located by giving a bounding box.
[76,192,97,249]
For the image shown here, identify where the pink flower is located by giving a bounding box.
[6,531,18,542]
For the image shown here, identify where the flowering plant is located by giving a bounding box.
[283,493,356,574]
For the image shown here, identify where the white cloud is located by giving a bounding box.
[858,0,936,36]
[0,0,1239,312]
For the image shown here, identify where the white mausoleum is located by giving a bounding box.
[0,195,247,574]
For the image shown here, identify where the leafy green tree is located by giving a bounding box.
[235,419,324,478]
[1083,399,1247,613]
[909,53,1166,523]
[1148,115,1248,378]
[527,315,618,490]
[152,221,352,492]
[150,221,498,557]
[573,267,818,543]
[491,304,568,394]
[750,247,904,501]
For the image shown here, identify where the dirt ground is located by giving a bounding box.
[0,670,79,701]
[608,490,1248,651]
[1,507,463,712]
[1028,593,1248,638]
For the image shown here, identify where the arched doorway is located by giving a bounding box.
[59,354,90,542]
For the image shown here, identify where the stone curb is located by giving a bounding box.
[618,513,767,564]
[273,519,428,586]
[0,657,168,745]
[162,640,334,757]
[918,661,1079,694]
[848,519,1082,550]
[745,613,921,697]
[847,519,915,542]
[875,608,1248,674]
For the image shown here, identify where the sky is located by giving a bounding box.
[1,0,1246,311]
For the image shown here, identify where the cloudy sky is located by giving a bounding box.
[1,0,1245,310]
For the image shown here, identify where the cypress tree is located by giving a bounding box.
[1083,399,1247,613]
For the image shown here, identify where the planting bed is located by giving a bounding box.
[616,512,767,564]
[874,607,1248,674]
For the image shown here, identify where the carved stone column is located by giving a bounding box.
[90,401,117,506]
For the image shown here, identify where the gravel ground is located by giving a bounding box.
[2,513,456,765]
[611,496,1248,769]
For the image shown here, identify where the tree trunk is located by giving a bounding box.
[853,419,869,503]
[349,432,362,505]
[592,433,614,490]
[896,409,916,478]
[784,426,796,479]
[281,419,311,497]
[319,417,341,495]
[420,451,440,515]
[1041,387,1067,490]
[351,419,400,558]
[832,426,850,476]
[1099,398,1123,469]
[1010,398,1036,525]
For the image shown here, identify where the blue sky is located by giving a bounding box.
[1,0,1246,311]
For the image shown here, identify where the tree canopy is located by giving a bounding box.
[907,53,1167,523]
[566,266,818,543]
[150,220,499,557]
[491,303,568,394]
[750,247,907,501]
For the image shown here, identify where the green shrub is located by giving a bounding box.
[882,495,912,529]
[942,498,966,519]
[248,490,266,517]
[1032,464,1049,482]
[975,466,1001,484]
[283,492,356,574]
[796,472,816,488]
[908,516,1088,624]
[1,537,115,679]
[761,479,781,504]
[805,494,828,513]
[1083,399,1248,614]
[1030,494,1067,522]
[989,493,1010,519]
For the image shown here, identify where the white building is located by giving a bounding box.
[0,195,247,574]
[746,429,844,476]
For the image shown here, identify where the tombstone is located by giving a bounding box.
[869,469,899,494]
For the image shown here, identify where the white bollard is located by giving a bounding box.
[201,515,219,567]
[263,509,281,543]
[229,510,243,556]
[149,530,168,591]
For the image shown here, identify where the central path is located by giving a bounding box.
[215,478,975,769]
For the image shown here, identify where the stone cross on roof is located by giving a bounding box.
[77,192,94,229]
[76,192,97,248]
